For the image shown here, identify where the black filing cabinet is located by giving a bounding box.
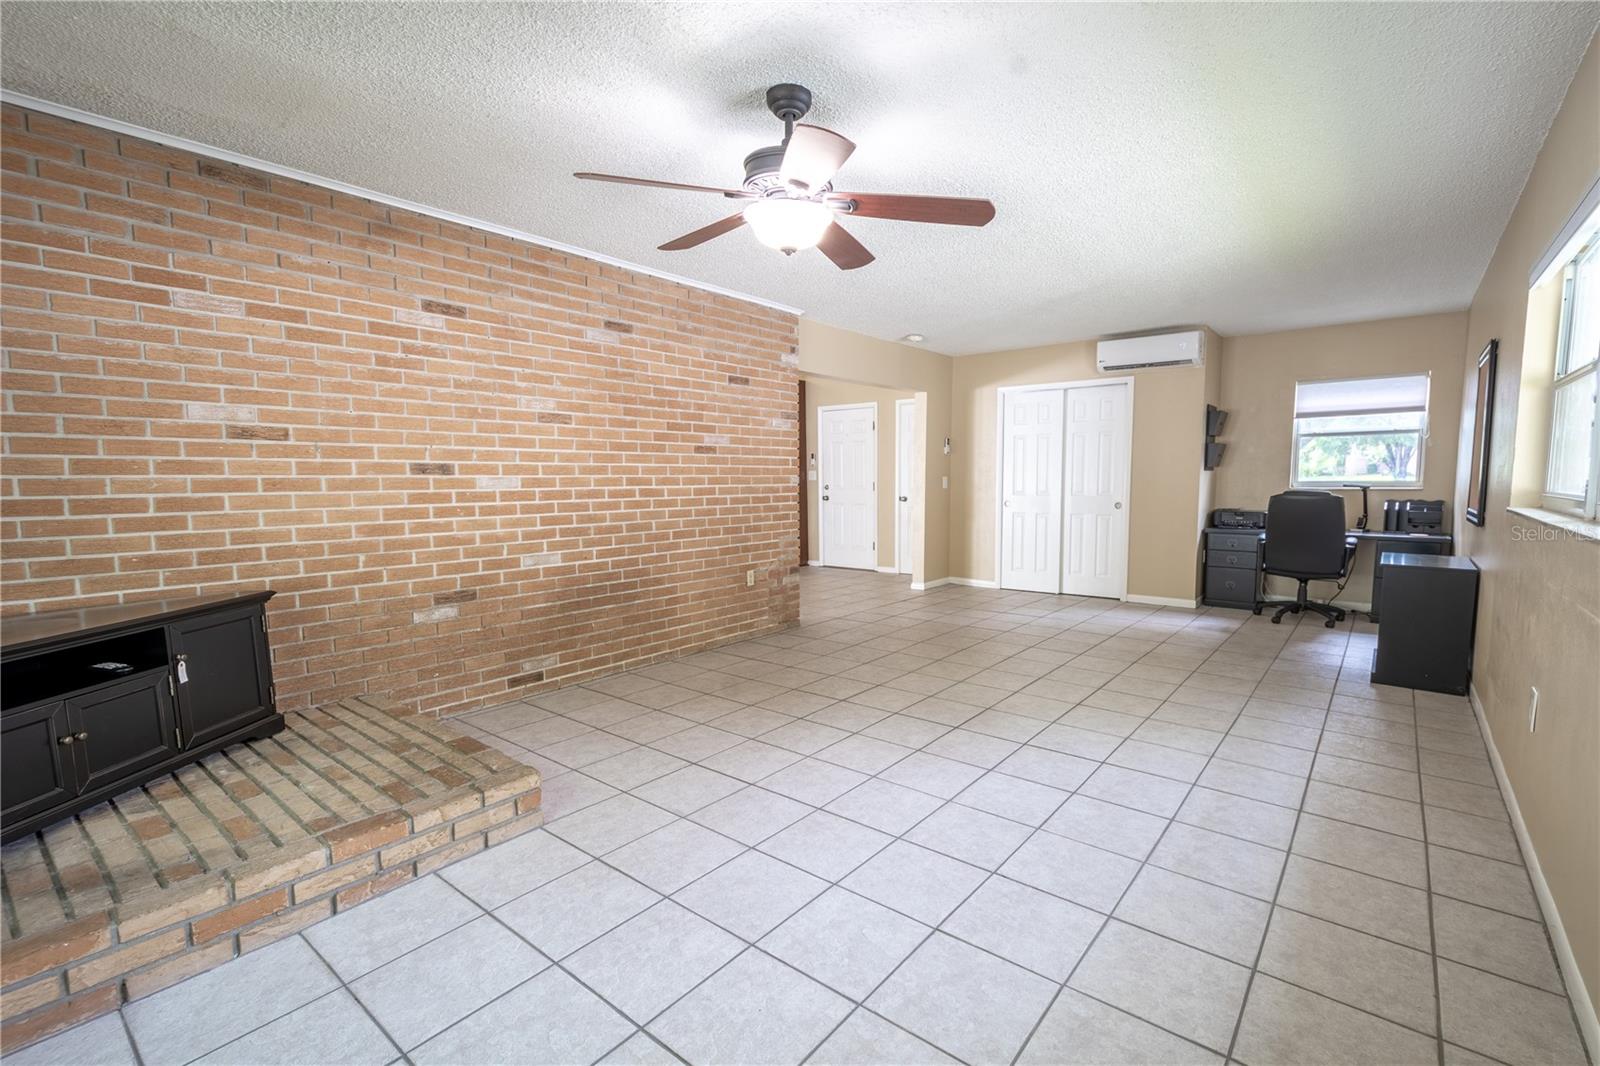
[1202,529,1264,609]
[1368,536,1450,623]
[1371,554,1479,694]
[1,591,280,842]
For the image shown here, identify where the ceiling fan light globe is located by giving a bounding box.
[743,198,833,254]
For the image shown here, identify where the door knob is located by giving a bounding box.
[1003,500,1011,507]
[898,496,908,502]
[1114,502,1123,509]
[821,495,829,501]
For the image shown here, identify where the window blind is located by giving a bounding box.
[1294,374,1429,419]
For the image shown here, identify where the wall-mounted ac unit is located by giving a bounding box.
[1096,329,1206,371]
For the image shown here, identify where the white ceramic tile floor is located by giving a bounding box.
[22,569,1592,1065]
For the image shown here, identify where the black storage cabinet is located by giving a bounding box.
[1367,535,1450,623]
[1201,529,1263,609]
[1,591,280,842]
[1370,555,1479,695]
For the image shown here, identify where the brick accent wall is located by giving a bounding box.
[0,105,801,715]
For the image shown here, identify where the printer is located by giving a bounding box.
[1383,499,1445,532]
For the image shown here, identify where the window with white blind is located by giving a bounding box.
[1292,374,1429,487]
[1544,224,1600,518]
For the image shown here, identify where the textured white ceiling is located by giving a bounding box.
[1,3,1594,354]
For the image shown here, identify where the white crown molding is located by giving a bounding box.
[1469,683,1598,1059]
[0,91,805,318]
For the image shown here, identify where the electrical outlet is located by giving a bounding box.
[1528,686,1540,733]
[746,569,756,588]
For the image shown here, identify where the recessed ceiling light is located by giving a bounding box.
[901,333,926,343]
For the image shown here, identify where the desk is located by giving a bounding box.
[1201,528,1453,618]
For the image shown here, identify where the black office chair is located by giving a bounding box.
[1253,490,1358,628]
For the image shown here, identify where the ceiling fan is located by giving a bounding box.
[574,84,996,269]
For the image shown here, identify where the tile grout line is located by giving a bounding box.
[1222,644,1338,1064]
[1415,684,1447,1066]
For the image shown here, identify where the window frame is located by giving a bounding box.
[1290,372,1430,490]
[1542,239,1600,520]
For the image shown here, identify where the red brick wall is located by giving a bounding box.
[0,105,801,715]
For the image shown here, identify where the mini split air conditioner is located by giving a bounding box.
[1096,329,1206,371]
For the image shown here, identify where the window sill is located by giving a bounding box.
[1505,506,1600,542]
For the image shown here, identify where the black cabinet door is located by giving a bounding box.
[1,700,77,827]
[169,605,272,749]
[66,668,180,795]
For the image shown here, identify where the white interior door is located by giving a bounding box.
[819,404,878,570]
[896,399,916,575]
[1000,389,1065,593]
[1062,383,1131,598]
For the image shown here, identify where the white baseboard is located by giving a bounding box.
[1469,683,1598,1057]
[1127,594,1199,609]
[875,566,899,574]
[910,577,953,591]
[806,560,822,567]
[947,577,1000,589]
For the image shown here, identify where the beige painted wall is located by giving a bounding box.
[1215,311,1469,606]
[802,377,914,570]
[949,339,1214,602]
[1449,34,1599,1028]
[798,320,952,584]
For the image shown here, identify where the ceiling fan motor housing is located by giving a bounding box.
[765,83,812,124]
[741,144,789,194]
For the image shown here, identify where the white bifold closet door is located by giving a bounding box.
[1000,382,1130,598]
[1000,388,1066,593]
[1062,383,1130,598]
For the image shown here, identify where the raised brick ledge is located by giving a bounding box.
[0,704,541,1054]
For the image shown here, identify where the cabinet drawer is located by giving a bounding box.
[1207,547,1257,570]
[1207,531,1263,553]
[1205,566,1259,604]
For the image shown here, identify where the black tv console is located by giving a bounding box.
[1,591,280,842]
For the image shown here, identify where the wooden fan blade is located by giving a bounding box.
[658,212,747,251]
[827,192,996,226]
[816,222,874,270]
[575,172,754,198]
[778,125,856,194]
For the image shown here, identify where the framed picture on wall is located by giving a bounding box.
[1465,338,1498,526]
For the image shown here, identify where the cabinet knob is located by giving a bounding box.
[58,735,74,746]
[75,732,89,741]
